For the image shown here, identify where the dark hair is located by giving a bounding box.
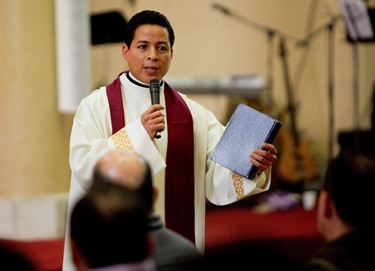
[0,244,37,271]
[124,10,175,48]
[135,160,153,212]
[70,182,149,268]
[323,149,375,230]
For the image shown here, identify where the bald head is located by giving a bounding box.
[94,151,146,188]
[92,150,154,212]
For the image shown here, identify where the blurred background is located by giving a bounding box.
[0,0,374,249]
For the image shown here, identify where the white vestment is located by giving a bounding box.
[62,73,271,270]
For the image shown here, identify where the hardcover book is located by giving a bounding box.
[210,103,282,179]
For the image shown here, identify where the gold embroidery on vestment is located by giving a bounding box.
[232,172,244,199]
[112,128,134,151]
[232,167,271,199]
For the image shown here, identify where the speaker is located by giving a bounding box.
[91,11,127,45]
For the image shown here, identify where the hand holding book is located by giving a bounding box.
[249,142,278,176]
[210,103,281,179]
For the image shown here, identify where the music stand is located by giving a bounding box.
[339,0,375,149]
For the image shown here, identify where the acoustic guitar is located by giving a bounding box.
[275,38,319,187]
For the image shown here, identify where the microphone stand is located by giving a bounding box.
[211,3,301,114]
[212,4,344,161]
[297,13,342,161]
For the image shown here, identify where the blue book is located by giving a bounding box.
[210,103,282,179]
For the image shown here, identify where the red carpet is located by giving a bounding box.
[0,238,64,271]
[205,203,324,263]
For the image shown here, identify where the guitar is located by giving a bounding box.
[275,38,319,187]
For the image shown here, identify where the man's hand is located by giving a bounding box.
[249,143,278,174]
[141,104,165,139]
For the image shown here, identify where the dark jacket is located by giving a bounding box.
[301,230,375,271]
[148,214,202,271]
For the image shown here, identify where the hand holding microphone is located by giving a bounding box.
[149,79,162,139]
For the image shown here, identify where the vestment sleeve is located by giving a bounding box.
[203,107,271,205]
[69,87,166,190]
[112,118,166,176]
[69,89,115,190]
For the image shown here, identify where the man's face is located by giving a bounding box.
[122,24,173,84]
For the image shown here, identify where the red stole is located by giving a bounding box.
[106,72,196,243]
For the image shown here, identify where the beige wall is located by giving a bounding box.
[0,0,72,196]
[91,0,375,163]
[0,0,374,198]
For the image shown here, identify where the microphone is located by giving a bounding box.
[212,3,231,15]
[149,79,162,139]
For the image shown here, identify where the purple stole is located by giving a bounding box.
[106,72,196,243]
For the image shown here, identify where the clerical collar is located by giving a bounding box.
[126,72,164,88]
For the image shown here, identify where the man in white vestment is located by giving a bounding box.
[63,10,277,271]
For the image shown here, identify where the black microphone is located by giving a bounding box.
[149,79,162,139]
